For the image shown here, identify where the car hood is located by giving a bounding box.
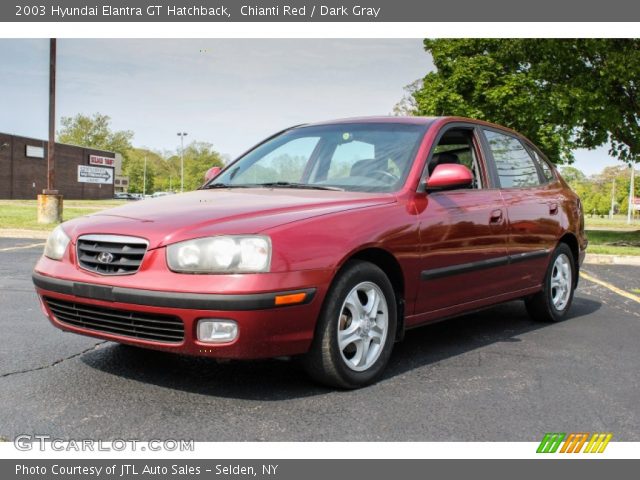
[63,188,396,249]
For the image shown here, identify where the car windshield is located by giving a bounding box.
[208,123,426,193]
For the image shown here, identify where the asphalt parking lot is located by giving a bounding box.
[1,237,638,441]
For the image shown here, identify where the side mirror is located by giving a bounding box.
[204,166,222,183]
[425,164,473,191]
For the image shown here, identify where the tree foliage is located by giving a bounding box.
[163,142,224,192]
[561,166,639,216]
[409,39,640,165]
[56,112,225,194]
[57,113,133,154]
[124,148,160,194]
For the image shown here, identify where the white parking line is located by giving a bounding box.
[0,242,45,252]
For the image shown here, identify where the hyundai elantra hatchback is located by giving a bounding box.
[33,117,586,388]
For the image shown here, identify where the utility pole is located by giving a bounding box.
[609,179,616,219]
[177,132,188,193]
[37,38,62,224]
[47,38,56,193]
[143,155,147,197]
[628,164,636,224]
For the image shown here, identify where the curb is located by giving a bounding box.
[0,229,50,240]
[584,254,640,266]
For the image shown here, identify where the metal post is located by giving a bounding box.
[177,132,187,193]
[609,179,616,219]
[143,155,147,197]
[628,164,636,224]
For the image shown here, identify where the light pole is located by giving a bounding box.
[177,132,188,192]
[143,155,147,197]
[628,164,636,225]
[609,179,616,219]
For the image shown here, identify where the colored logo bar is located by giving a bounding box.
[537,432,612,453]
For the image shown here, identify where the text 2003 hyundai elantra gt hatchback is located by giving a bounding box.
[33,116,587,388]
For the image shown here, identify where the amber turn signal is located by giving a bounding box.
[274,292,307,306]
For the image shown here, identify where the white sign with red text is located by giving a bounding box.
[89,155,115,167]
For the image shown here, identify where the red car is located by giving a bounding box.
[33,117,586,388]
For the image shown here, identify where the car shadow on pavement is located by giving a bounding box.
[382,295,601,381]
[80,296,601,400]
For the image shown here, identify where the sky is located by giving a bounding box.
[0,38,621,175]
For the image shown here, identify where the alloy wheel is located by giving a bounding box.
[337,281,389,372]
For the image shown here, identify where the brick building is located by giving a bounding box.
[0,132,118,200]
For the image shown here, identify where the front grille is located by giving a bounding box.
[77,234,148,275]
[44,297,184,343]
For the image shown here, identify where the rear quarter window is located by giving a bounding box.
[529,147,557,183]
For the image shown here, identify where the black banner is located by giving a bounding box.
[4,459,640,480]
[4,0,640,22]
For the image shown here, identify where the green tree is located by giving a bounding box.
[573,165,639,216]
[594,166,636,215]
[559,166,586,187]
[153,153,181,192]
[593,192,611,216]
[180,142,224,191]
[124,148,159,194]
[57,113,133,154]
[392,79,421,116]
[410,39,640,165]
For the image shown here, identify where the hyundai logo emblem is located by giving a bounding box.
[97,251,115,264]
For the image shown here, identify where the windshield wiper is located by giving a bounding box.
[255,182,344,191]
[203,183,251,189]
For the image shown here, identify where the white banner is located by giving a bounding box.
[78,165,114,184]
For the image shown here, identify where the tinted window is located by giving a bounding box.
[484,130,541,188]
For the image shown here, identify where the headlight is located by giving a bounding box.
[166,235,271,273]
[44,225,71,261]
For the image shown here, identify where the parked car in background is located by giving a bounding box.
[33,116,586,388]
[151,191,175,198]
[114,192,136,200]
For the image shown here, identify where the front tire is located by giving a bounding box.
[303,260,397,389]
[525,243,576,322]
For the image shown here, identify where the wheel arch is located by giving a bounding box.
[337,247,406,342]
[557,232,580,288]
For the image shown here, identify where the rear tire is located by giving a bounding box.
[303,260,397,389]
[525,243,576,322]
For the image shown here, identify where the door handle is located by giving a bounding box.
[489,209,503,223]
[549,202,559,215]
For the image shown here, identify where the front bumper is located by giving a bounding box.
[33,270,329,359]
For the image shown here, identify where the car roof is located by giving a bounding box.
[303,116,436,126]
[295,116,527,141]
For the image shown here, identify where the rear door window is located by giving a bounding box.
[484,130,541,188]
